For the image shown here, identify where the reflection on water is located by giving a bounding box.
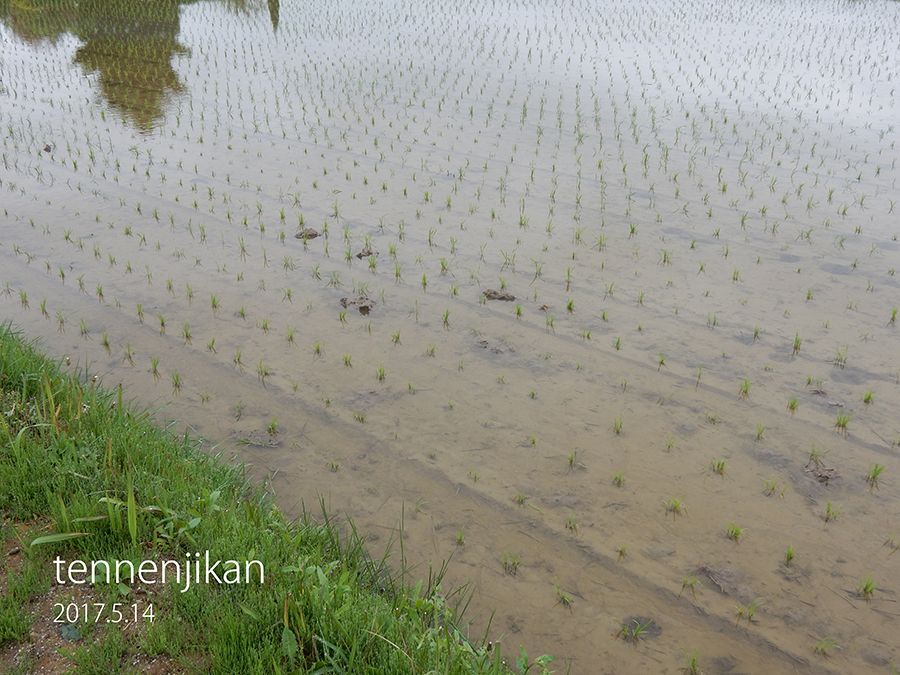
[0,0,279,130]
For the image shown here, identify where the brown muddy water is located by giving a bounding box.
[1,0,899,672]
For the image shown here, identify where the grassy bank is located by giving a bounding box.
[0,326,547,673]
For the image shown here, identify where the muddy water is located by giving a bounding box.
[2,0,899,671]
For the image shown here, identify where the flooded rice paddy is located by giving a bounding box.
[2,0,899,671]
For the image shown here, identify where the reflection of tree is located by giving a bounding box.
[0,0,279,131]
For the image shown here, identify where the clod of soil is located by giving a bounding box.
[483,289,515,301]
[805,465,838,483]
[340,296,376,315]
[695,564,751,598]
[355,246,376,259]
[231,430,281,448]
[294,227,320,240]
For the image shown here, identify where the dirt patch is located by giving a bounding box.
[294,227,320,240]
[483,289,516,301]
[339,296,376,315]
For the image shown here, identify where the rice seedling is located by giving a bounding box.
[679,576,701,599]
[792,333,802,355]
[738,378,751,399]
[784,545,795,566]
[123,343,135,366]
[813,637,840,657]
[734,599,761,624]
[834,413,850,436]
[267,418,279,436]
[553,585,574,609]
[158,314,166,335]
[618,618,653,644]
[807,447,829,468]
[181,323,192,345]
[725,524,743,542]
[862,390,874,405]
[256,360,272,385]
[565,517,578,534]
[615,545,627,561]
[665,497,686,519]
[612,472,625,487]
[786,398,798,414]
[857,576,876,601]
[501,552,521,576]
[171,372,182,395]
[149,357,160,382]
[376,366,386,382]
[710,459,726,476]
[612,416,623,435]
[755,423,766,441]
[824,502,840,523]
[865,464,884,490]
[833,345,848,368]
[682,652,702,675]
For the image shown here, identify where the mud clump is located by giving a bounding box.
[355,246,376,259]
[295,227,320,240]
[340,296,376,315]
[483,289,515,301]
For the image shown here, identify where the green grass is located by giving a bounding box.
[0,325,525,673]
